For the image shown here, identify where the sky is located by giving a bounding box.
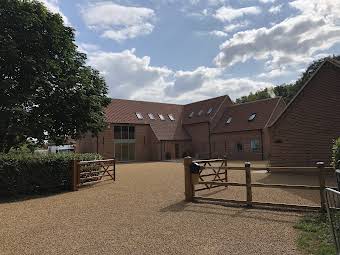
[40,0,340,104]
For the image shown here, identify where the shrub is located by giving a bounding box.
[332,138,340,169]
[0,153,101,196]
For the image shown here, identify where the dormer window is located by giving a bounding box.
[248,113,256,121]
[226,117,232,124]
[168,114,175,121]
[198,110,203,116]
[136,112,143,120]
[159,114,165,121]
[189,112,194,118]
[207,107,213,115]
[148,113,155,120]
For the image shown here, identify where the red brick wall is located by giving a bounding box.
[269,62,340,166]
[211,130,264,160]
[184,122,210,158]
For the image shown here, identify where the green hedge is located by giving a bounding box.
[0,153,101,196]
[333,138,340,169]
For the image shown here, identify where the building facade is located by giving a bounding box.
[77,95,285,162]
[268,60,340,167]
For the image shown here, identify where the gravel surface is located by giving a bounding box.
[0,161,322,255]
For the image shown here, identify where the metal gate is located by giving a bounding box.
[325,188,340,255]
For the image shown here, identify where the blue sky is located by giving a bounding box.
[40,0,340,103]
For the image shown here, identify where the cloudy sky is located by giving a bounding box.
[41,0,340,104]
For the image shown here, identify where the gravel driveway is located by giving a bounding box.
[0,162,307,255]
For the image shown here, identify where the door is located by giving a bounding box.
[175,144,180,159]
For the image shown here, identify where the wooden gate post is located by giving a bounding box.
[224,156,228,183]
[184,156,194,202]
[317,162,326,212]
[245,162,252,207]
[71,160,80,191]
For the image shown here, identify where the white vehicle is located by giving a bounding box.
[48,145,74,153]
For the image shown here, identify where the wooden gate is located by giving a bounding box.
[184,156,335,211]
[71,159,116,190]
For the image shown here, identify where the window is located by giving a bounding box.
[114,126,121,139]
[159,114,165,120]
[207,107,213,115]
[251,139,260,152]
[168,114,175,121]
[114,125,135,140]
[189,112,194,118]
[236,143,243,152]
[136,112,143,120]
[198,110,203,116]
[248,113,256,121]
[148,113,155,120]
[114,125,136,161]
[226,117,232,124]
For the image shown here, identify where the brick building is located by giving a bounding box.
[268,59,340,166]
[77,95,284,162]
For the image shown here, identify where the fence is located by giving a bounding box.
[71,159,116,190]
[184,156,335,211]
[325,187,340,254]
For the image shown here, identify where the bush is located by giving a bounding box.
[0,152,101,196]
[332,138,340,169]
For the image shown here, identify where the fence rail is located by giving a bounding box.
[184,156,335,211]
[71,159,116,190]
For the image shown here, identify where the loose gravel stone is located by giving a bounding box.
[1,161,328,255]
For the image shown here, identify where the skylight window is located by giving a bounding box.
[198,110,203,116]
[148,113,155,120]
[136,112,143,120]
[189,112,194,118]
[168,114,175,121]
[207,107,213,115]
[248,113,256,121]
[158,114,165,121]
[226,117,232,124]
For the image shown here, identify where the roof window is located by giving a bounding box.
[198,110,203,116]
[248,113,256,121]
[226,117,232,124]
[136,112,143,120]
[168,114,175,121]
[148,113,155,120]
[207,107,213,115]
[159,114,165,121]
[189,112,194,118]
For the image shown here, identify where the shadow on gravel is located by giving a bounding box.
[0,190,69,204]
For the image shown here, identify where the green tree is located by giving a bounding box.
[236,55,340,104]
[0,0,110,152]
[235,88,273,104]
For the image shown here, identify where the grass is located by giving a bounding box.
[295,213,336,255]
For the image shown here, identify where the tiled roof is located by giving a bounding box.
[182,95,232,125]
[212,97,284,134]
[105,99,190,141]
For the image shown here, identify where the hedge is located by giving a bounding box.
[333,138,340,169]
[0,153,101,196]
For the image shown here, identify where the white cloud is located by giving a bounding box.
[209,30,228,37]
[259,0,276,3]
[87,49,172,99]
[38,0,70,25]
[268,4,282,14]
[223,21,249,32]
[214,6,261,22]
[81,2,155,42]
[84,47,273,103]
[215,0,340,70]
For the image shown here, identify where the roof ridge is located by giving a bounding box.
[268,59,340,128]
[183,95,229,106]
[231,96,281,107]
[111,98,183,106]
